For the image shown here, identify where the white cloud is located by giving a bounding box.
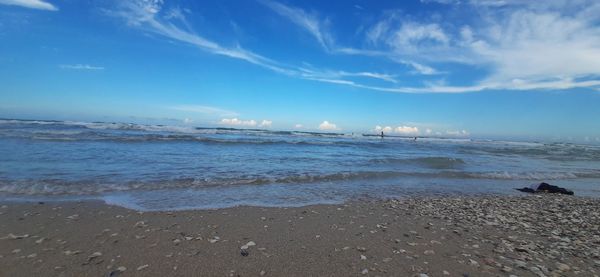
[220,118,257,127]
[389,22,449,50]
[170,105,238,117]
[109,1,403,92]
[183,118,194,124]
[0,0,57,11]
[59,64,104,70]
[259,120,272,128]
[471,9,600,84]
[399,60,440,75]
[109,0,297,76]
[108,0,600,94]
[259,0,333,51]
[338,71,397,83]
[356,1,600,92]
[319,121,339,131]
[299,67,398,83]
[375,125,419,135]
[446,130,469,136]
[395,126,419,135]
[374,125,393,133]
[294,124,303,129]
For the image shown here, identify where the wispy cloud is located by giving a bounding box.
[277,0,600,92]
[259,0,333,51]
[108,1,400,89]
[397,1,600,92]
[108,0,297,76]
[108,0,600,94]
[0,0,57,11]
[170,105,238,117]
[59,64,104,70]
[261,1,444,76]
[299,67,398,83]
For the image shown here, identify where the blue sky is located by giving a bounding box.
[1,0,600,142]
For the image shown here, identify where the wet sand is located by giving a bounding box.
[1,195,599,276]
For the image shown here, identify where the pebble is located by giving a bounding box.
[361,269,368,275]
[514,260,527,269]
[556,262,570,271]
[63,250,81,255]
[2,233,29,240]
[530,266,545,277]
[241,241,256,250]
[360,255,367,260]
[84,252,102,265]
[136,264,149,271]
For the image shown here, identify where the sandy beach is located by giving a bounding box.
[1,195,598,277]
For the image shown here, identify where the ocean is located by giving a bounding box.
[1,119,599,211]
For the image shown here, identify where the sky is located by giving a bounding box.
[1,0,600,142]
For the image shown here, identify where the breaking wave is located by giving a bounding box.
[370,157,465,169]
[2,169,598,196]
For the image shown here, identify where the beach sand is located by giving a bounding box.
[1,195,599,276]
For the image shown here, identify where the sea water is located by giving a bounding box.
[1,119,599,210]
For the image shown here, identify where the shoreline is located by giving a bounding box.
[1,195,599,276]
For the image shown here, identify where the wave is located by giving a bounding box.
[2,169,599,196]
[370,156,465,169]
[0,130,381,149]
[459,143,600,161]
[0,119,348,137]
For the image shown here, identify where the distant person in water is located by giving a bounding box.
[380,131,384,138]
[516,182,574,195]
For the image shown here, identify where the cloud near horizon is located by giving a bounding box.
[375,125,419,135]
[318,121,339,131]
[0,0,57,11]
[220,118,273,128]
[220,118,257,127]
[170,105,238,117]
[259,120,272,128]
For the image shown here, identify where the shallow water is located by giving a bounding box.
[1,119,599,210]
